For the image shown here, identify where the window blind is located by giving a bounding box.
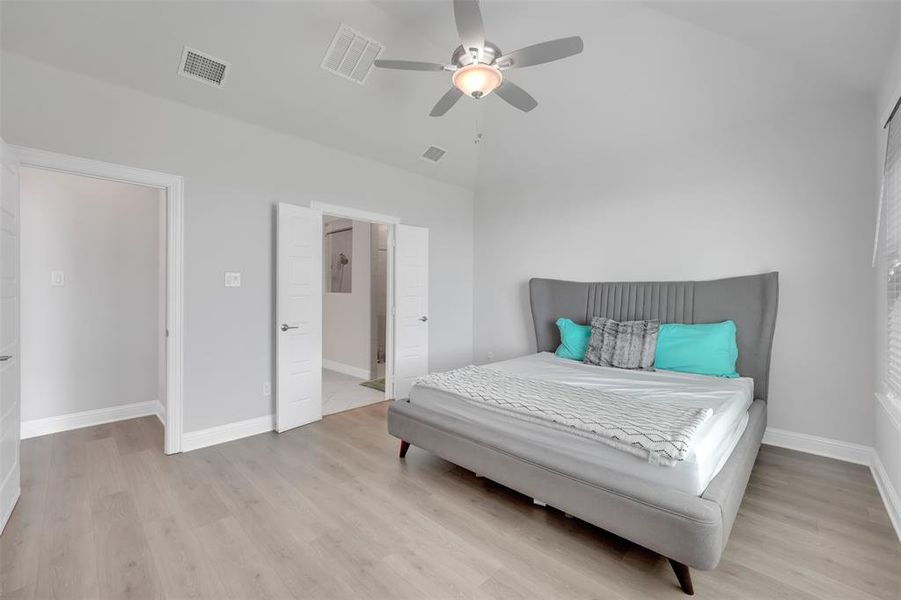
[885,116,901,396]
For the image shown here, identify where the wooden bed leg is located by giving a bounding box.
[668,559,694,595]
[399,440,411,458]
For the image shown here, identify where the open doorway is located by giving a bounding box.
[321,216,389,415]
[275,201,427,433]
[12,146,184,455]
[18,167,167,446]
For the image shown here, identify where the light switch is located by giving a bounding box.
[51,271,65,286]
[224,272,242,288]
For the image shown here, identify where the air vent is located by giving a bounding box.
[321,24,383,84]
[179,47,229,88]
[420,146,447,163]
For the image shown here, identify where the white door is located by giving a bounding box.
[276,203,322,433]
[392,225,429,399]
[0,141,20,533]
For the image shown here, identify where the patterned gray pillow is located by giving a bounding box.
[583,317,660,370]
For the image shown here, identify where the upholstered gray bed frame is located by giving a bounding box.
[388,272,779,595]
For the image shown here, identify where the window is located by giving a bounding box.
[884,117,901,396]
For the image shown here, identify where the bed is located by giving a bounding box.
[387,273,779,594]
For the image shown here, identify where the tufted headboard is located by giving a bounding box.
[529,272,779,401]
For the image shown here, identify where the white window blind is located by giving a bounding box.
[885,116,901,396]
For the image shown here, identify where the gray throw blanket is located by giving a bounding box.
[415,366,712,466]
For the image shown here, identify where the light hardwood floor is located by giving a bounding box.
[1,403,899,599]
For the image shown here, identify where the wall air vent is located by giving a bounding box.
[179,47,229,88]
[420,145,447,163]
[321,24,383,84]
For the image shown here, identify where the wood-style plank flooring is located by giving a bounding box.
[1,403,899,599]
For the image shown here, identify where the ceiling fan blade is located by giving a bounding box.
[453,0,485,53]
[430,87,464,117]
[495,80,538,112]
[373,59,448,72]
[496,36,584,69]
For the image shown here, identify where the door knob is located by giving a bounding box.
[280,324,299,332]
[419,316,428,322]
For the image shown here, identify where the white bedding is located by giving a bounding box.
[408,352,753,495]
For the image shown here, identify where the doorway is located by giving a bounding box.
[275,201,429,433]
[12,146,184,455]
[19,167,166,446]
[321,216,389,415]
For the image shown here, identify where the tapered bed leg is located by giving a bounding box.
[668,559,694,595]
[399,440,411,458]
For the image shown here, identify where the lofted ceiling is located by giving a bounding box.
[1,1,898,190]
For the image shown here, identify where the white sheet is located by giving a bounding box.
[409,352,753,495]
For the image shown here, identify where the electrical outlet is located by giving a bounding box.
[51,270,65,286]
[263,382,271,396]
[224,272,242,287]
[487,351,495,361]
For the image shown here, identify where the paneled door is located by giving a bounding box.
[276,203,322,432]
[392,224,429,399]
[0,140,20,533]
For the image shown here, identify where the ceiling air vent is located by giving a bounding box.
[420,146,447,163]
[321,24,383,84]
[179,46,229,88]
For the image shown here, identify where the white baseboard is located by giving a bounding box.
[155,401,166,426]
[323,359,371,380]
[181,414,274,452]
[871,451,901,542]
[762,427,872,465]
[763,426,901,542]
[21,400,164,439]
[0,462,20,535]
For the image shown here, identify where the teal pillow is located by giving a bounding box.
[554,318,591,361]
[655,321,739,378]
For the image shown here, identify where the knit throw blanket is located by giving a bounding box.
[415,366,713,466]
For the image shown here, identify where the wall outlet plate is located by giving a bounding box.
[51,270,65,286]
[224,272,241,287]
[263,382,271,396]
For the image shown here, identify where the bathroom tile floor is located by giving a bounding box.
[322,369,386,416]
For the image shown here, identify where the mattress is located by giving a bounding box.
[408,352,754,495]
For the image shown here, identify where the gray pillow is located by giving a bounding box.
[583,317,659,370]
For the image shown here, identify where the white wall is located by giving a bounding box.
[20,167,161,421]
[1,52,474,433]
[323,219,372,376]
[473,8,879,446]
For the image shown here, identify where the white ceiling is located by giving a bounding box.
[2,1,897,189]
[648,1,899,94]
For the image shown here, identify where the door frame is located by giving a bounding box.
[12,146,185,454]
[310,201,399,400]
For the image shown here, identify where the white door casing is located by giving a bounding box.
[0,141,20,533]
[392,225,429,399]
[276,203,322,432]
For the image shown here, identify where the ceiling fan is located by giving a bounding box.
[373,0,584,116]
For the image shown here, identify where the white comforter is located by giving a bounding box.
[415,365,713,465]
[409,353,754,495]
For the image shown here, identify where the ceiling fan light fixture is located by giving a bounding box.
[452,63,503,99]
